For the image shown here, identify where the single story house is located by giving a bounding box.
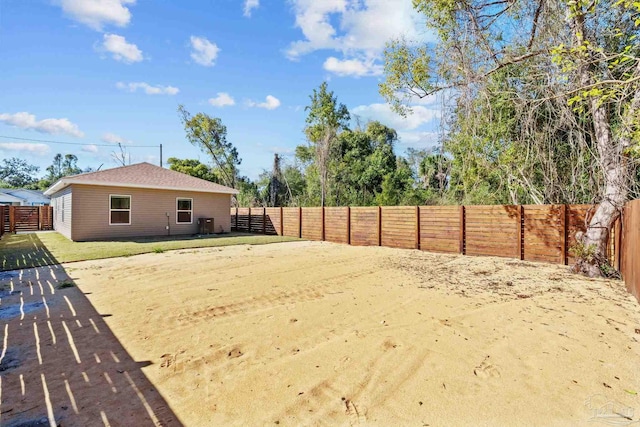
[0,191,25,206]
[0,188,50,206]
[43,162,238,241]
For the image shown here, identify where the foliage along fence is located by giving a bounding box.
[0,205,53,237]
[231,202,639,302]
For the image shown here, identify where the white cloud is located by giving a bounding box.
[323,56,382,77]
[248,95,281,110]
[208,92,235,107]
[190,36,219,67]
[0,142,50,156]
[0,112,84,137]
[286,0,426,60]
[101,132,131,144]
[286,0,431,79]
[59,0,135,31]
[116,82,179,95]
[243,0,259,17]
[82,144,99,153]
[351,103,440,130]
[101,34,143,63]
[397,131,440,149]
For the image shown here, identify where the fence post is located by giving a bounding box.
[280,206,284,236]
[459,205,465,255]
[517,205,524,260]
[263,208,266,235]
[235,207,239,231]
[415,206,420,250]
[298,207,302,238]
[615,214,622,271]
[346,207,351,245]
[560,205,568,265]
[0,206,4,236]
[248,207,251,233]
[378,206,382,246]
[9,206,15,233]
[322,207,326,241]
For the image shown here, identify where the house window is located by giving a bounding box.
[110,195,131,225]
[61,198,65,222]
[176,198,192,224]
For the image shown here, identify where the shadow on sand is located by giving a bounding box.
[0,240,182,426]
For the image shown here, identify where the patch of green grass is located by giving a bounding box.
[0,232,301,271]
[57,280,75,289]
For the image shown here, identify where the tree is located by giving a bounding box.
[304,82,350,206]
[267,154,284,207]
[46,153,64,182]
[178,105,241,188]
[62,154,82,177]
[45,153,82,183]
[380,0,640,276]
[111,143,130,167]
[0,158,39,188]
[167,158,217,182]
[419,152,450,195]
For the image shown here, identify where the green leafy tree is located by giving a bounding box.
[36,154,83,189]
[62,154,82,177]
[419,152,450,195]
[167,158,217,182]
[46,153,64,182]
[178,105,241,188]
[282,164,307,206]
[376,158,426,206]
[0,157,39,188]
[304,82,350,206]
[380,0,640,276]
[235,177,259,207]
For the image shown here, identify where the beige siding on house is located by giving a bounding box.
[51,186,73,240]
[70,184,231,241]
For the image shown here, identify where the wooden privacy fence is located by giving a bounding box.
[232,204,620,266]
[621,200,640,302]
[0,205,53,237]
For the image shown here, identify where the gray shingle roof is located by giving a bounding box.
[44,162,238,195]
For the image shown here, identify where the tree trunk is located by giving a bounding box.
[568,6,629,277]
[572,83,633,276]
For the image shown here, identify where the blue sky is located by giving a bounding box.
[0,0,441,181]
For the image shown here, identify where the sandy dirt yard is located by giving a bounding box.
[2,241,640,426]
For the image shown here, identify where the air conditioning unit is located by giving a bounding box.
[197,217,214,235]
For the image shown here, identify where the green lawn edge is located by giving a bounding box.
[0,232,302,271]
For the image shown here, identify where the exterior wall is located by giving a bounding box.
[70,184,232,241]
[51,186,73,240]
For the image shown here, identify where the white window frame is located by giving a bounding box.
[109,194,132,226]
[176,197,193,224]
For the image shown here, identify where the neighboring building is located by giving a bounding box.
[43,162,238,241]
[0,191,25,206]
[0,188,50,206]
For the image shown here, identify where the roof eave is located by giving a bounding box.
[0,194,25,203]
[43,179,67,196]
[44,179,239,195]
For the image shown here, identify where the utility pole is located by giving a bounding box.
[160,144,163,167]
